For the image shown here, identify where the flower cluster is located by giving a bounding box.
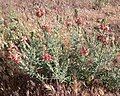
[7,43,21,64]
[97,35,109,45]
[42,53,53,62]
[99,24,111,32]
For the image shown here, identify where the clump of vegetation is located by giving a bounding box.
[0,0,120,95]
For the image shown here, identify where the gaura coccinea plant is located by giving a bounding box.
[66,19,120,90]
[0,13,120,90]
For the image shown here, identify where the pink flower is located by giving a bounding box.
[42,53,53,62]
[7,43,21,64]
[8,53,21,64]
[80,47,89,56]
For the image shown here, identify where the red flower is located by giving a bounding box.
[80,47,89,56]
[99,24,110,32]
[36,8,45,18]
[42,53,53,62]
[97,35,109,45]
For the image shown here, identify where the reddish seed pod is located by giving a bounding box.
[36,8,45,18]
